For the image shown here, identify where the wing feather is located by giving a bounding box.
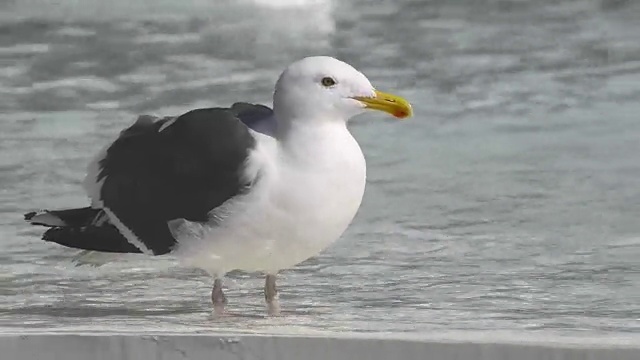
[96,107,259,255]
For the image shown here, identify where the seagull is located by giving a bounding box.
[24,56,413,315]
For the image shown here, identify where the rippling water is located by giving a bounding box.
[1,0,639,336]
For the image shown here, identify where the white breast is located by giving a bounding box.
[173,122,366,276]
[267,123,367,267]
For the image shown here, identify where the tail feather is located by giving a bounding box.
[25,207,100,227]
[25,207,143,254]
[42,226,142,253]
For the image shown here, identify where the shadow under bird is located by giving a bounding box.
[24,56,413,316]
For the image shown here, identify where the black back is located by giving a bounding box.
[97,107,257,255]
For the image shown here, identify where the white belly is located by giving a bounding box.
[173,124,367,276]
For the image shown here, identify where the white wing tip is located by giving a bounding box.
[25,211,66,227]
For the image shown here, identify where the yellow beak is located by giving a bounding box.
[353,90,413,119]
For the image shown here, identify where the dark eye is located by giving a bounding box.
[321,77,336,87]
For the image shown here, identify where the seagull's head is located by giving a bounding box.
[273,56,412,124]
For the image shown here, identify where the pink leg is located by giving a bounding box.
[211,278,227,315]
[264,274,280,316]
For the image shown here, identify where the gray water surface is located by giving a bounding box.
[1,0,640,337]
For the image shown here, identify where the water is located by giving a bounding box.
[1,0,639,338]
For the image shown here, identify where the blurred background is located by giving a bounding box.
[1,0,639,336]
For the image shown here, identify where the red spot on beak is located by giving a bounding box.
[394,110,408,119]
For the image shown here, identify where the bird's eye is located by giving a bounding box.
[321,77,336,87]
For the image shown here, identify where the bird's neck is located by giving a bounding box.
[275,112,345,141]
[275,116,353,164]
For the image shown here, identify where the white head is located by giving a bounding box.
[273,56,412,125]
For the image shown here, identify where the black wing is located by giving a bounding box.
[232,102,277,137]
[96,107,258,255]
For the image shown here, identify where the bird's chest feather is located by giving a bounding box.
[266,129,367,241]
[293,132,361,198]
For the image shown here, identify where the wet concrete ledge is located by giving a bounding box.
[1,332,639,360]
